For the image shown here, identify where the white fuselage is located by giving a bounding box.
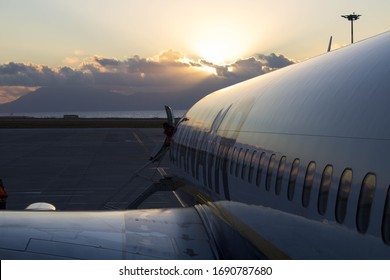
[170,32,390,259]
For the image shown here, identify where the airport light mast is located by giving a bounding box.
[341,12,361,44]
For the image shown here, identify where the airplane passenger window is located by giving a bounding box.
[230,147,238,175]
[357,173,376,233]
[318,165,333,215]
[207,149,215,188]
[189,131,199,167]
[248,151,257,183]
[265,154,276,191]
[302,161,316,208]
[216,144,224,168]
[213,143,224,193]
[179,144,186,168]
[382,186,390,244]
[288,159,300,201]
[275,156,286,195]
[241,149,250,180]
[335,168,353,224]
[226,145,233,165]
[235,148,243,177]
[195,136,207,181]
[256,152,265,186]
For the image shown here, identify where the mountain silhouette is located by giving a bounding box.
[0,79,236,113]
[0,87,136,113]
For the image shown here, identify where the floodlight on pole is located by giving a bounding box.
[341,12,361,44]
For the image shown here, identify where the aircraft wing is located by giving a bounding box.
[0,208,217,260]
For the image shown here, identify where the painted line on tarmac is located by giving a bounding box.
[132,132,150,154]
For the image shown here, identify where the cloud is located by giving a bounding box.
[256,53,295,69]
[207,57,266,79]
[94,57,121,67]
[0,51,295,105]
[231,57,266,76]
[63,57,81,65]
[0,62,92,87]
[156,49,183,63]
[197,53,295,80]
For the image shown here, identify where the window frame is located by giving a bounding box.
[265,154,276,191]
[318,165,333,215]
[241,149,251,181]
[275,156,286,195]
[335,168,353,224]
[356,173,376,233]
[287,159,300,201]
[248,151,257,183]
[302,161,316,208]
[256,152,266,187]
[382,186,390,244]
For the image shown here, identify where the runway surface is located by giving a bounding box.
[0,128,181,210]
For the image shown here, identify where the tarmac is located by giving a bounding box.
[0,128,181,211]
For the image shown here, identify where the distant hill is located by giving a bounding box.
[0,78,238,113]
[0,87,134,113]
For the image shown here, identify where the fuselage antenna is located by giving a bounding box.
[327,36,333,52]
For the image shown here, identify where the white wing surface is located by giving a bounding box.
[0,208,216,259]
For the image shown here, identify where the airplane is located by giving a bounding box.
[1,31,390,259]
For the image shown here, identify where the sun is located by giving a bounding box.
[192,24,247,65]
[195,38,243,65]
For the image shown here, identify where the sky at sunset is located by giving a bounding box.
[0,0,389,108]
